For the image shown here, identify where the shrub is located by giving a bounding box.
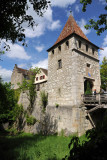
[40,91,48,112]
[26,115,37,126]
[85,81,92,95]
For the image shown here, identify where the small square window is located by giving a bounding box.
[65,41,69,49]
[36,77,38,81]
[58,59,62,69]
[87,63,90,67]
[79,40,81,48]
[52,50,54,54]
[58,46,61,52]
[40,76,43,80]
[43,75,45,79]
[92,48,94,54]
[86,44,88,52]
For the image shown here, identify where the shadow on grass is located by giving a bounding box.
[0,132,48,160]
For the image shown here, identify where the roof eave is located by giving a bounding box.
[47,33,99,52]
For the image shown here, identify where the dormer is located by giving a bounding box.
[35,68,48,84]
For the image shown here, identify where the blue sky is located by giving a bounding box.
[0,0,107,82]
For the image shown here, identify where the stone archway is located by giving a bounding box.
[84,79,94,94]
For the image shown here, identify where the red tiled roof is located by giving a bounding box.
[54,15,89,46]
[14,64,48,76]
[17,67,30,75]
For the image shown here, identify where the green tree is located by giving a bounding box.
[0,80,23,125]
[100,56,107,91]
[18,67,40,113]
[80,0,107,35]
[0,0,50,48]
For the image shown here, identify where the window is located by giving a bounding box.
[87,63,90,68]
[36,84,40,91]
[58,59,62,69]
[52,50,54,54]
[86,44,88,52]
[24,75,29,80]
[58,45,61,52]
[43,75,45,79]
[40,76,43,80]
[92,48,95,55]
[79,40,81,48]
[65,41,69,49]
[36,77,38,81]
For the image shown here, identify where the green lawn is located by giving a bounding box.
[0,132,86,160]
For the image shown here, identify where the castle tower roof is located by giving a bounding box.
[54,14,89,46]
[47,15,99,52]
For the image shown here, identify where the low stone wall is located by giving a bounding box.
[18,88,93,136]
[46,104,92,136]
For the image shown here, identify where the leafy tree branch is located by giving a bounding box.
[80,0,107,35]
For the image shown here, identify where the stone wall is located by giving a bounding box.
[11,67,24,89]
[18,81,48,133]
[48,35,100,106]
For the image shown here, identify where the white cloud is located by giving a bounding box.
[99,0,106,4]
[99,47,107,63]
[77,19,91,35]
[103,35,107,46]
[18,63,27,68]
[35,45,44,52]
[24,3,61,38]
[48,20,61,30]
[75,5,80,12]
[51,0,76,8]
[32,58,48,69]
[99,35,107,63]
[0,66,12,82]
[6,43,31,60]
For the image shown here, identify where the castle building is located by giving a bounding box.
[11,15,101,135]
[47,15,100,107]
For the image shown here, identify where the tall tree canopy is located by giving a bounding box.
[80,0,107,35]
[0,0,50,47]
[100,56,107,91]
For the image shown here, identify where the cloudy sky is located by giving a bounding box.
[0,0,107,82]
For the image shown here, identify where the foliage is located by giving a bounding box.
[55,103,59,108]
[62,116,107,160]
[26,114,37,126]
[80,0,107,35]
[100,56,107,91]
[14,88,21,102]
[40,90,48,112]
[85,81,92,95]
[0,0,50,49]
[19,67,40,113]
[0,133,75,160]
[0,80,23,124]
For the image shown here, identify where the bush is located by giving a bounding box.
[0,81,22,124]
[62,115,107,160]
[85,81,92,95]
[40,91,48,112]
[26,115,37,126]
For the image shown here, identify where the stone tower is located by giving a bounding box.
[47,15,101,106]
[47,15,101,135]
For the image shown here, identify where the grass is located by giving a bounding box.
[0,132,87,160]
